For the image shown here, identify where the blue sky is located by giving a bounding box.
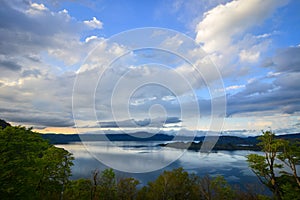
[0,0,299,136]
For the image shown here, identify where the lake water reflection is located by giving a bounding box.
[56,141,265,188]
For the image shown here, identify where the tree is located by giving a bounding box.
[247,131,283,199]
[245,130,300,199]
[64,179,92,200]
[37,146,74,199]
[275,140,300,199]
[117,177,139,200]
[277,140,300,187]
[197,175,236,200]
[0,126,49,199]
[144,167,199,200]
[96,168,117,200]
[277,175,300,200]
[0,126,74,200]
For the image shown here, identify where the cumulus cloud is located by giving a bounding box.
[85,35,98,43]
[26,2,48,15]
[0,0,103,127]
[0,70,76,127]
[84,17,103,29]
[193,0,288,83]
[0,0,106,69]
[239,50,260,63]
[195,0,288,52]
[226,46,300,117]
[0,0,297,135]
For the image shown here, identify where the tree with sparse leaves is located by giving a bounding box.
[247,131,283,199]
[247,130,300,200]
[277,140,300,187]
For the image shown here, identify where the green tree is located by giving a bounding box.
[277,140,300,187]
[37,146,74,199]
[246,131,283,199]
[276,140,300,199]
[198,175,236,200]
[64,179,92,200]
[97,168,117,200]
[117,177,139,200]
[144,167,199,200]
[277,175,300,200]
[0,126,49,199]
[0,126,74,200]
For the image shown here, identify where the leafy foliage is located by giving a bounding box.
[277,140,300,187]
[0,126,74,200]
[117,177,139,200]
[142,167,198,200]
[64,179,93,200]
[247,130,300,200]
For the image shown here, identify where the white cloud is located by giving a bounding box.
[84,17,103,29]
[256,33,272,39]
[192,0,287,84]
[226,84,245,91]
[266,71,281,78]
[85,35,98,43]
[239,49,260,63]
[1,0,298,134]
[195,0,288,53]
[26,3,48,15]
[0,0,106,127]
[160,34,184,50]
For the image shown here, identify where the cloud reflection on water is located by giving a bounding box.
[56,142,265,186]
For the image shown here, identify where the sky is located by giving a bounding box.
[0,0,300,136]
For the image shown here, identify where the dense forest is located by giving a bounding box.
[0,121,299,199]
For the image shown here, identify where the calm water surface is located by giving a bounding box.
[56,141,267,189]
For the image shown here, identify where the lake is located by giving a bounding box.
[56,141,271,191]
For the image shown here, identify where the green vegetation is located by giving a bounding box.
[1,122,299,200]
[0,125,74,199]
[64,168,265,200]
[247,130,300,200]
